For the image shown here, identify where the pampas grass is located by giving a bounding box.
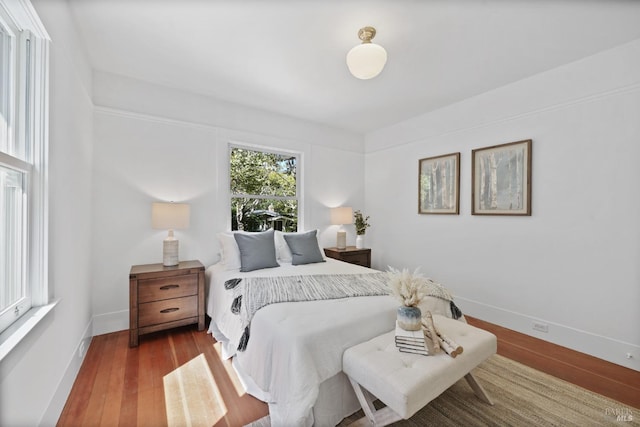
[387,266,429,307]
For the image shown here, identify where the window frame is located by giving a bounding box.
[229,142,301,232]
[0,0,50,339]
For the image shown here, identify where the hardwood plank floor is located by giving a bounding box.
[57,325,268,427]
[59,317,638,426]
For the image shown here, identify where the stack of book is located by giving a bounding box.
[394,311,465,358]
[394,321,429,356]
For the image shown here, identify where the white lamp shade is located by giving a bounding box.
[151,202,190,230]
[346,43,387,79]
[331,207,353,225]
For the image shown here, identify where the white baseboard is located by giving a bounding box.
[92,309,129,336]
[457,297,640,371]
[41,319,94,426]
[41,310,128,425]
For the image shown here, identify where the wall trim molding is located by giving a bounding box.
[92,309,129,337]
[95,105,220,133]
[94,105,364,154]
[365,80,640,154]
[457,296,639,372]
[41,317,93,426]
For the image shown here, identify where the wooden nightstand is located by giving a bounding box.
[129,260,205,347]
[324,247,371,268]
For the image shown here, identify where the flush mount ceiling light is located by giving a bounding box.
[346,26,387,79]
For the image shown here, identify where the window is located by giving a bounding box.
[0,2,49,334]
[230,145,299,232]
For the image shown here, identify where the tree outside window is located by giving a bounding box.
[230,146,298,232]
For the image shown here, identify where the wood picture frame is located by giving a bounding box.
[418,152,460,214]
[472,139,532,216]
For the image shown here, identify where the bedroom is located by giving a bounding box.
[0,0,639,425]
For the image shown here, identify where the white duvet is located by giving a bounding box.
[206,259,454,426]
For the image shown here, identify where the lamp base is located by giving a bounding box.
[336,230,347,250]
[163,239,179,266]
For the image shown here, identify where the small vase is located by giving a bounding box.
[397,305,422,331]
[355,234,365,249]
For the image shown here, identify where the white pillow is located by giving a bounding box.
[274,230,292,262]
[217,231,242,270]
[275,230,325,263]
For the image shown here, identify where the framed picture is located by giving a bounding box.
[418,152,460,214]
[472,139,532,215]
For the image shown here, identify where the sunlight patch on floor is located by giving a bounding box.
[163,353,227,426]
[213,341,246,397]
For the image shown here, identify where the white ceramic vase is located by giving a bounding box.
[355,234,365,249]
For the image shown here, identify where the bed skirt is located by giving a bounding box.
[209,322,361,426]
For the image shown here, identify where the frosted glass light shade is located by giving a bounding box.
[346,43,387,79]
[151,202,190,230]
[331,207,353,225]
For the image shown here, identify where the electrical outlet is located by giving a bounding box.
[532,322,548,333]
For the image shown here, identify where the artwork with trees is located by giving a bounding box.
[418,152,460,214]
[230,147,298,231]
[472,139,532,215]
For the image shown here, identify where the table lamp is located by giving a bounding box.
[152,202,190,266]
[330,206,353,250]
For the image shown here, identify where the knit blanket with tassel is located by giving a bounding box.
[225,273,462,351]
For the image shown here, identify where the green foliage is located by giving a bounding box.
[230,148,298,231]
[354,210,370,235]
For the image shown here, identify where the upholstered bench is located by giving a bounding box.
[343,315,497,426]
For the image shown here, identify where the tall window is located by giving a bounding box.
[0,3,48,334]
[230,146,299,232]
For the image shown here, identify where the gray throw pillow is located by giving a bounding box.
[283,230,326,265]
[234,229,279,272]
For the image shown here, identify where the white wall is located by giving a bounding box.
[90,72,366,334]
[0,0,95,425]
[364,39,640,370]
[4,4,637,424]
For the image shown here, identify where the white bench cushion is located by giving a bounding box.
[343,315,497,419]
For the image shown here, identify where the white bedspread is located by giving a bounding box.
[206,259,454,426]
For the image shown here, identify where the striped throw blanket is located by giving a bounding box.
[225,272,462,351]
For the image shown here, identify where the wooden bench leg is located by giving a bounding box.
[464,372,494,405]
[348,377,402,427]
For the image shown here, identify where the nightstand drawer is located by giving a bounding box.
[324,247,371,268]
[138,295,198,327]
[129,260,205,347]
[138,274,197,303]
[341,253,369,267]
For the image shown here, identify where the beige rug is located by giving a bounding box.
[247,354,638,426]
[164,353,227,427]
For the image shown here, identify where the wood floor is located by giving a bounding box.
[58,317,639,426]
[57,324,268,427]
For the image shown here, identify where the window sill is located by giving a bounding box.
[0,300,59,362]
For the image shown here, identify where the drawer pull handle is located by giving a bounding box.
[160,307,179,314]
[159,284,179,290]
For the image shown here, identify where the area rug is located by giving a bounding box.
[246,354,638,426]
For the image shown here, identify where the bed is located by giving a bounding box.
[206,229,457,426]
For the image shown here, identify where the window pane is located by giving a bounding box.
[0,165,25,313]
[230,148,296,197]
[231,197,298,232]
[230,146,299,232]
[0,24,12,153]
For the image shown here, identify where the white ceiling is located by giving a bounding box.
[67,0,640,134]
